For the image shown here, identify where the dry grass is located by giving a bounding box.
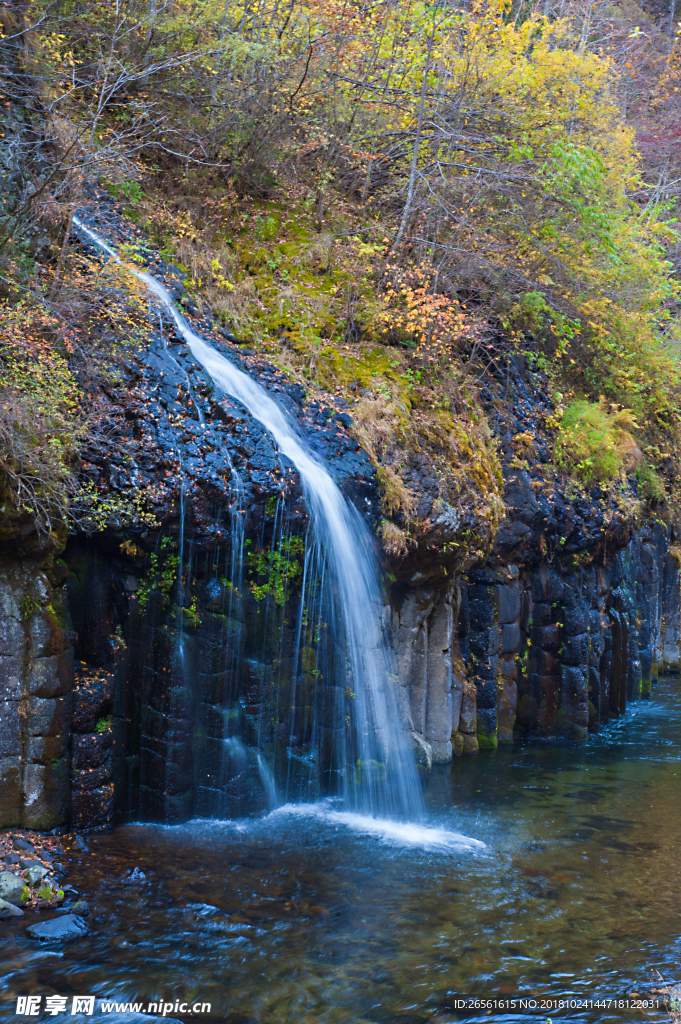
[351,396,417,517]
[380,520,412,556]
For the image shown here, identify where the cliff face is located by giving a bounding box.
[0,203,679,831]
[0,556,73,829]
[391,523,678,767]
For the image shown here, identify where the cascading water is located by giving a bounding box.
[73,215,423,821]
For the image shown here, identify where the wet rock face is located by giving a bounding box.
[391,522,677,762]
[64,503,361,824]
[384,350,680,763]
[74,200,379,551]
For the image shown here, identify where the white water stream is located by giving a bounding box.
[74,215,422,820]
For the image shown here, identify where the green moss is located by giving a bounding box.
[137,536,180,611]
[476,730,498,751]
[635,460,665,506]
[476,713,499,750]
[183,596,201,628]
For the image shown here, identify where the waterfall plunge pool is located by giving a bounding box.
[2,677,681,1023]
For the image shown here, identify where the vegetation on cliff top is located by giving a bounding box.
[1,0,681,546]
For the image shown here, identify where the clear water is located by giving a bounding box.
[3,677,680,1023]
[72,215,421,820]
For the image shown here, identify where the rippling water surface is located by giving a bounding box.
[3,677,681,1024]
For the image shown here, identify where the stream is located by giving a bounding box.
[3,676,681,1023]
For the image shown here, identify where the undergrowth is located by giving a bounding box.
[3,0,681,547]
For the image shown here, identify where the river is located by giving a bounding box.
[3,677,680,1023]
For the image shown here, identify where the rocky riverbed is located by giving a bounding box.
[0,829,91,937]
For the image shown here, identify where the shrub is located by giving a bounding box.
[554,398,640,485]
[0,307,85,533]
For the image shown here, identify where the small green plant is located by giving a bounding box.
[185,596,201,628]
[636,460,666,506]
[248,535,305,605]
[554,397,638,484]
[20,595,41,620]
[95,715,113,733]
[137,537,180,611]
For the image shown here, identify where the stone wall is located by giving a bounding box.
[391,521,679,765]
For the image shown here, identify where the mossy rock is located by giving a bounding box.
[560,718,587,741]
[462,733,479,755]
[476,726,498,751]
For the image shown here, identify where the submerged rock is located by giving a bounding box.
[0,897,24,919]
[26,913,89,942]
[122,866,146,884]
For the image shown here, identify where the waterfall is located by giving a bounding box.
[73,215,423,821]
[256,752,278,810]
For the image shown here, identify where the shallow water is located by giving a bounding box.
[3,677,681,1024]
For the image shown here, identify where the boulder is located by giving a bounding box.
[26,913,89,942]
[27,865,49,886]
[0,870,29,906]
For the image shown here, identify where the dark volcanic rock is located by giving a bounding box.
[26,913,89,942]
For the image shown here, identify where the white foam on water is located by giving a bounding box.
[136,803,486,854]
[268,801,487,852]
